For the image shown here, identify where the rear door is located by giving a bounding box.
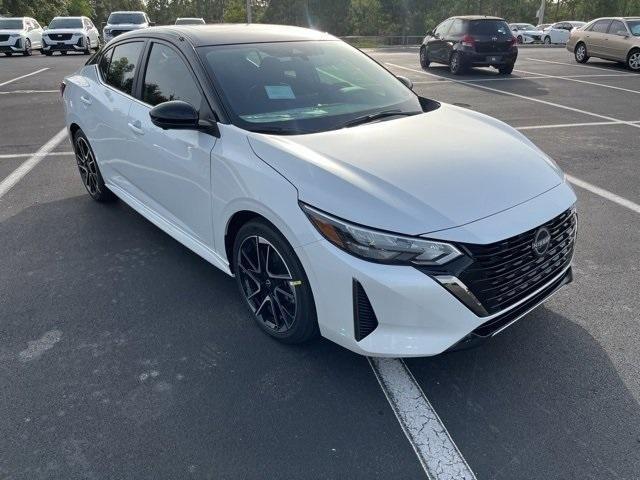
[586,19,613,56]
[126,40,216,246]
[605,20,630,60]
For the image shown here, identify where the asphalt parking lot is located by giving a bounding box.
[1,47,639,479]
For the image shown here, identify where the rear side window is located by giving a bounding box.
[608,20,627,35]
[142,43,203,108]
[103,42,144,95]
[469,20,510,36]
[590,20,612,33]
[434,19,452,37]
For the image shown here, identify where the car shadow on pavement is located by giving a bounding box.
[406,306,640,479]
[0,195,426,480]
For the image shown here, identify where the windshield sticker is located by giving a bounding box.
[265,85,295,100]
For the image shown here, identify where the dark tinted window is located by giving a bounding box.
[608,20,627,34]
[590,20,612,33]
[104,42,143,95]
[469,20,510,36]
[0,19,24,29]
[142,43,202,107]
[48,18,83,29]
[98,47,113,78]
[107,13,146,25]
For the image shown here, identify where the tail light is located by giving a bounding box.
[60,81,66,98]
[509,35,517,46]
[461,34,475,49]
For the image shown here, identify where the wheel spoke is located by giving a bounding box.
[272,294,294,328]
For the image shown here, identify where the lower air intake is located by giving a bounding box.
[353,280,378,341]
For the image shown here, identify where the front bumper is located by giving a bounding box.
[0,38,25,53]
[42,37,86,52]
[295,183,576,357]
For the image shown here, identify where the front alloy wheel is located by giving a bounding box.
[23,38,32,56]
[544,36,551,45]
[234,221,319,343]
[628,50,640,71]
[575,43,589,63]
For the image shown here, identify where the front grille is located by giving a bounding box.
[475,41,513,53]
[353,280,378,341]
[457,208,576,315]
[48,33,73,41]
[0,35,9,42]
[111,30,128,37]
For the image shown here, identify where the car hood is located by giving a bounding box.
[0,29,24,35]
[522,29,542,35]
[247,103,564,235]
[105,23,146,30]
[44,28,83,35]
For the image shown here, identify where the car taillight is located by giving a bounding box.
[461,34,475,48]
[509,36,517,46]
[60,81,66,98]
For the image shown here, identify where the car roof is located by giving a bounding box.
[450,15,505,21]
[110,11,146,15]
[52,16,84,19]
[122,24,336,46]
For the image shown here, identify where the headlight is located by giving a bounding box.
[301,203,463,265]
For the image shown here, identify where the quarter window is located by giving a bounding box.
[103,42,144,95]
[448,19,465,36]
[590,20,612,33]
[608,20,627,35]
[434,19,452,37]
[142,43,202,108]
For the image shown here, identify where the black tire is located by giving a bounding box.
[449,51,466,75]
[627,49,640,71]
[543,36,551,45]
[517,35,523,44]
[419,46,430,68]
[44,51,52,56]
[61,51,67,55]
[72,129,116,202]
[498,63,514,75]
[233,220,319,344]
[23,39,32,56]
[4,52,12,57]
[574,42,589,63]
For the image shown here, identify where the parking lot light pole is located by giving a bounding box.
[246,0,252,23]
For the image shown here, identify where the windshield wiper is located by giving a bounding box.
[339,110,422,129]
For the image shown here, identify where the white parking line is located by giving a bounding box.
[0,128,68,199]
[525,57,630,72]
[514,68,640,94]
[566,175,640,214]
[0,151,73,160]
[0,68,49,88]
[517,120,640,130]
[369,358,477,480]
[0,89,59,95]
[413,71,638,85]
[385,63,640,130]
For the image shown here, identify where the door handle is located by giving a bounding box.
[128,120,144,135]
[80,95,92,105]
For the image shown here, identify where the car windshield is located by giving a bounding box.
[48,18,83,29]
[200,41,423,134]
[0,19,24,29]
[628,20,640,36]
[518,24,536,30]
[469,20,511,36]
[107,13,145,25]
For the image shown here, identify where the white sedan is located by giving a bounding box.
[542,21,586,44]
[62,25,577,357]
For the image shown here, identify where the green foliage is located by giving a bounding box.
[1,0,639,34]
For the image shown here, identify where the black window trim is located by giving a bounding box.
[95,39,148,104]
[607,19,629,35]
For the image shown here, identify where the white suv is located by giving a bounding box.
[102,11,152,44]
[0,17,43,56]
[42,16,100,56]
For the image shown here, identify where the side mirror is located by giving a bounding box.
[397,75,413,90]
[149,100,219,136]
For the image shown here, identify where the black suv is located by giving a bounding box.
[420,16,518,75]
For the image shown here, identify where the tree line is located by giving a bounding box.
[2,0,638,34]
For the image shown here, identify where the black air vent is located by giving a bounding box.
[353,280,378,342]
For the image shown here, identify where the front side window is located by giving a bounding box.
[200,40,423,134]
[103,42,143,95]
[107,13,146,25]
[48,18,83,29]
[143,43,202,108]
[0,19,24,29]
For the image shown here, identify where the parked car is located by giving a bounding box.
[420,16,518,74]
[102,11,152,43]
[62,24,577,357]
[541,21,586,44]
[0,17,43,56]
[175,17,205,25]
[567,17,640,71]
[509,23,541,44]
[42,16,100,55]
[536,23,551,31]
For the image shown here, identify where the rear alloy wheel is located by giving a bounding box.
[419,46,430,68]
[61,51,67,55]
[575,42,589,63]
[628,49,640,71]
[73,130,116,202]
[23,39,32,56]
[544,36,551,45]
[517,35,523,44]
[4,52,12,57]
[449,52,466,75]
[234,221,319,344]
